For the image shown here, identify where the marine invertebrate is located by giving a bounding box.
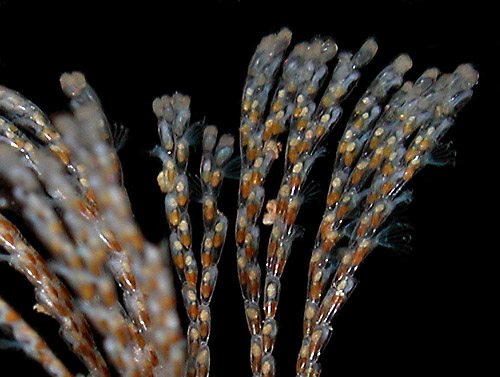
[0,25,478,377]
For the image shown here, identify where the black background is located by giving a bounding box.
[0,1,495,376]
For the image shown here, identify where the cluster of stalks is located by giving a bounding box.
[0,28,477,377]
